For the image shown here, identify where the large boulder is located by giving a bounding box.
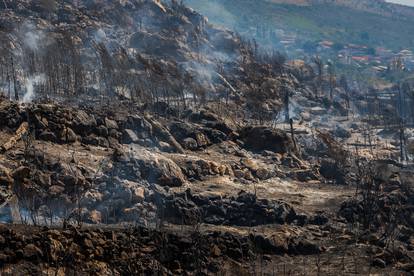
[123,115,152,139]
[72,110,97,135]
[319,158,346,184]
[189,110,235,135]
[33,114,48,130]
[128,146,186,187]
[0,101,22,128]
[169,121,209,149]
[169,121,228,149]
[239,126,295,154]
[181,137,198,150]
[121,180,146,203]
[104,118,118,130]
[145,117,185,153]
[122,129,139,144]
[60,127,77,143]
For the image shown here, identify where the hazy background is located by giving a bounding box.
[386,0,414,6]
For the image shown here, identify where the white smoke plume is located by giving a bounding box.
[22,74,45,103]
[94,28,107,43]
[21,22,45,52]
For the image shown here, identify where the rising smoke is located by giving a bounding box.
[18,21,48,52]
[19,22,47,103]
[22,74,45,103]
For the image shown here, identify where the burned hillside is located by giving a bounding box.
[0,96,412,274]
[0,0,293,120]
[0,0,413,275]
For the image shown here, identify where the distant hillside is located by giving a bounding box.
[184,0,414,52]
[311,0,414,18]
[267,0,414,19]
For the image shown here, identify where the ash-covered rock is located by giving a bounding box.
[239,126,295,154]
[159,190,316,227]
[0,224,254,274]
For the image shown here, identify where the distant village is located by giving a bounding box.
[276,29,414,73]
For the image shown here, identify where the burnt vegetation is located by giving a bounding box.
[0,0,413,275]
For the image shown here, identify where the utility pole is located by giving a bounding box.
[284,86,290,123]
[399,119,405,162]
[289,118,297,152]
[397,83,406,162]
[328,61,336,102]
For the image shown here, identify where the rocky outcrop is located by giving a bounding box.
[160,190,309,227]
[319,158,346,184]
[145,116,185,154]
[176,157,233,180]
[0,224,253,275]
[169,120,229,151]
[239,126,295,154]
[125,146,186,187]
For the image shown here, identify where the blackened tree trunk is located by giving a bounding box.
[11,56,18,101]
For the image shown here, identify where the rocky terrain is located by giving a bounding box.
[0,0,413,275]
[0,97,412,275]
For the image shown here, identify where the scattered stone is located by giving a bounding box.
[256,168,271,180]
[158,141,174,152]
[60,127,77,143]
[96,125,109,137]
[23,244,43,260]
[182,137,198,150]
[123,129,139,144]
[72,110,97,134]
[234,169,245,179]
[105,118,118,130]
[241,158,259,171]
